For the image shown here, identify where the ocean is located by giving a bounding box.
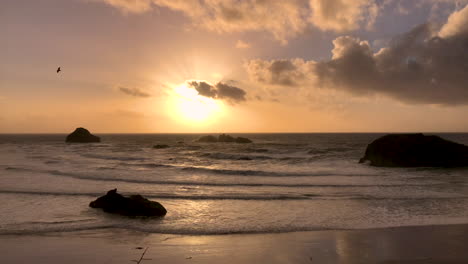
[1,133,468,235]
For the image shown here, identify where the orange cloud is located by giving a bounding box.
[95,0,381,44]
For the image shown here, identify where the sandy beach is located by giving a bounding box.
[1,224,468,264]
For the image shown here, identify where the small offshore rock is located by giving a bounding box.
[197,135,218,143]
[153,144,170,149]
[66,127,100,143]
[197,134,252,144]
[235,137,252,144]
[218,134,236,142]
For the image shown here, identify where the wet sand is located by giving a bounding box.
[1,224,468,264]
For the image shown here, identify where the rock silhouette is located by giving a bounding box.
[89,189,167,217]
[66,127,100,143]
[235,137,252,144]
[218,134,236,142]
[197,135,218,143]
[153,144,170,149]
[359,133,468,167]
[197,134,252,144]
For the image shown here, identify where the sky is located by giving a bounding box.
[1,0,468,133]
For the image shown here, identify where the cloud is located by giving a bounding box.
[438,3,468,37]
[215,82,247,102]
[188,81,246,103]
[118,86,151,97]
[245,4,468,105]
[235,40,251,49]
[309,0,379,32]
[99,0,152,13]
[189,81,217,98]
[95,0,382,44]
[245,59,315,87]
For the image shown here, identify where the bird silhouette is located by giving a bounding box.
[56,67,61,73]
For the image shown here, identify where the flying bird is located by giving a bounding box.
[56,67,61,73]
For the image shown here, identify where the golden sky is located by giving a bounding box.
[2,0,468,133]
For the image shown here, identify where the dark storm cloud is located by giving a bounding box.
[245,4,468,105]
[118,86,151,98]
[188,81,246,103]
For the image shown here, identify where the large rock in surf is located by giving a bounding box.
[197,134,252,144]
[359,133,468,167]
[66,127,100,143]
[89,189,167,217]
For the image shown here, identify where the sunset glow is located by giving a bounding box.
[171,82,224,124]
[3,1,468,263]
[3,0,468,134]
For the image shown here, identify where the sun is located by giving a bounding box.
[170,82,224,123]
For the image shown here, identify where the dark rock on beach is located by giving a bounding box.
[66,127,100,143]
[153,144,170,149]
[197,134,252,144]
[359,133,468,167]
[89,189,167,217]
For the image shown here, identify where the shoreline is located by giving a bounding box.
[1,224,468,264]
[2,221,468,236]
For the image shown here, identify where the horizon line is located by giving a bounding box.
[2,131,468,135]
